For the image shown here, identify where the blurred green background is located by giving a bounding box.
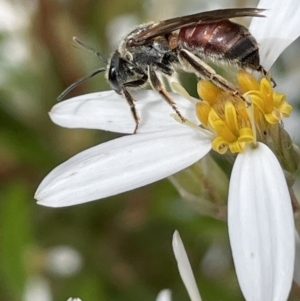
[1,0,300,300]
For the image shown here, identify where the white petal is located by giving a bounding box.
[156,290,172,301]
[228,143,295,301]
[250,0,300,70]
[35,127,211,207]
[50,90,197,134]
[172,231,202,301]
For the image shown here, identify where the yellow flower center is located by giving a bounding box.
[195,70,291,154]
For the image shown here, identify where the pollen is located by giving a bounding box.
[195,70,292,154]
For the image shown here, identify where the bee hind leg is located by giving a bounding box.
[179,49,250,105]
[257,65,276,87]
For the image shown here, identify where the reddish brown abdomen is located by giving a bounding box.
[178,20,259,68]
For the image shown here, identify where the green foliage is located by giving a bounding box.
[0,184,31,299]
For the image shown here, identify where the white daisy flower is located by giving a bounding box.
[35,0,300,300]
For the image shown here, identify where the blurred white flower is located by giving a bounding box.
[156,289,172,301]
[45,246,82,277]
[23,276,52,301]
[106,14,140,49]
[0,1,29,31]
[200,242,231,278]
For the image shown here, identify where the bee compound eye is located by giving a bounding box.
[108,67,121,94]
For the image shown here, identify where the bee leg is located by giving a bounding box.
[147,65,186,123]
[122,75,148,133]
[122,88,140,134]
[179,49,249,104]
[257,65,277,87]
[156,62,173,76]
[123,74,148,89]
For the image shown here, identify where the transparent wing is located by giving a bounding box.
[131,8,265,45]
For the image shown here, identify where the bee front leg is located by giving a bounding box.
[122,75,148,133]
[179,49,247,102]
[122,88,140,134]
[147,65,186,123]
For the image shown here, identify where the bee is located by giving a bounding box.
[59,8,269,133]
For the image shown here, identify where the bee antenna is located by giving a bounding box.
[73,37,108,64]
[57,67,106,101]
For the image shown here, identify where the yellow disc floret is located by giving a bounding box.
[196,80,254,154]
[237,70,292,124]
[195,70,291,155]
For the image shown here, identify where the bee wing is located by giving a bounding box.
[132,8,265,44]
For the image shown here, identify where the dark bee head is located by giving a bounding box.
[108,50,144,94]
